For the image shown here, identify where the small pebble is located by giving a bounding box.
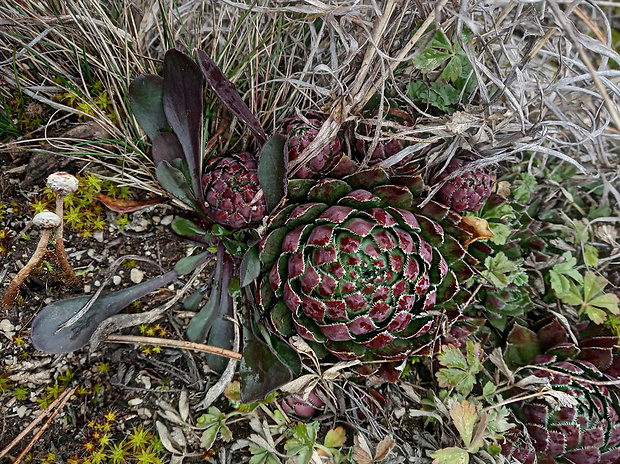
[15,405,28,418]
[94,280,101,287]
[128,398,143,407]
[93,231,104,242]
[152,216,161,223]
[0,319,15,333]
[87,249,97,259]
[161,215,174,226]
[84,285,91,293]
[113,275,122,285]
[130,268,144,284]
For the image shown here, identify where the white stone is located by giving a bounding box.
[93,231,104,242]
[94,280,101,287]
[161,215,174,226]
[128,398,143,406]
[0,319,15,333]
[130,268,144,284]
[16,405,28,418]
[84,285,91,293]
[113,275,122,285]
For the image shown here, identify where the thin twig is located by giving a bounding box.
[106,335,243,361]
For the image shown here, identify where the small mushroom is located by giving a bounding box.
[46,172,79,283]
[1,211,62,310]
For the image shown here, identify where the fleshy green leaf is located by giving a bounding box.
[442,56,463,82]
[175,251,209,275]
[172,218,207,237]
[240,337,293,403]
[258,135,287,212]
[128,74,169,140]
[240,245,261,287]
[31,271,179,354]
[156,161,195,208]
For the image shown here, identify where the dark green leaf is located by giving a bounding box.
[31,271,179,354]
[186,285,220,344]
[175,251,209,275]
[240,337,292,403]
[172,218,207,237]
[240,245,260,287]
[151,132,184,166]
[156,161,195,207]
[129,74,169,140]
[258,135,287,212]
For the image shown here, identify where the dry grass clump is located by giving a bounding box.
[1,1,618,206]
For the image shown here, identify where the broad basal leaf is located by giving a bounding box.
[129,74,168,140]
[163,49,204,203]
[258,135,287,212]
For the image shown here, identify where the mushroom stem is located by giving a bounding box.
[53,194,78,284]
[1,229,52,310]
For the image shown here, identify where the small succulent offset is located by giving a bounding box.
[202,152,266,230]
[502,318,620,464]
[283,116,343,179]
[431,154,493,213]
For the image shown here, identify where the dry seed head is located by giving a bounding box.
[46,172,79,195]
[32,211,62,229]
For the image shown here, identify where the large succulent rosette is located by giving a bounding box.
[256,168,476,362]
[502,318,620,464]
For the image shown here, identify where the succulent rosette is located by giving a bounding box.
[502,318,620,464]
[432,154,493,213]
[283,116,343,179]
[202,152,266,230]
[354,107,416,167]
[256,167,476,363]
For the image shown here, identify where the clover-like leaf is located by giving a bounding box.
[449,400,478,449]
[431,447,469,464]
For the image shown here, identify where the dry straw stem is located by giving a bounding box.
[1,0,619,208]
[0,385,78,463]
[106,334,243,360]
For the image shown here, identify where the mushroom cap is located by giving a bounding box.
[46,172,79,195]
[33,211,62,229]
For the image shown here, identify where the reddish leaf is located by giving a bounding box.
[93,194,166,213]
[163,49,204,204]
[195,49,267,146]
